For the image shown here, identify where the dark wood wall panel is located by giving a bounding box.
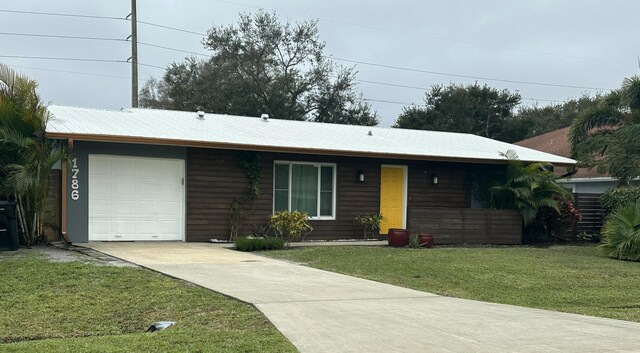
[186,147,492,241]
[44,169,61,241]
[409,208,522,244]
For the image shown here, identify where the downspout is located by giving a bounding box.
[60,138,73,244]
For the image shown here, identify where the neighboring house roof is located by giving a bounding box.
[515,127,607,179]
[46,105,575,166]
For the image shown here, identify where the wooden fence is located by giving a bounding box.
[574,193,603,235]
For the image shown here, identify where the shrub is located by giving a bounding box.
[525,198,582,243]
[269,210,313,245]
[354,214,386,240]
[600,200,640,261]
[235,236,284,252]
[600,187,640,220]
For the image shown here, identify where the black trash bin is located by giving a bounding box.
[0,201,19,251]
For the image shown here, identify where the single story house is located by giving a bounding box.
[45,105,575,244]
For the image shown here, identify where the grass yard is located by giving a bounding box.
[265,244,640,322]
[0,250,296,353]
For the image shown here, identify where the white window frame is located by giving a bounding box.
[273,160,337,220]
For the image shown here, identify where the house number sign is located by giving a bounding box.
[71,158,79,201]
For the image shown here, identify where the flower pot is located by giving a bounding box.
[388,228,410,247]
[418,234,434,248]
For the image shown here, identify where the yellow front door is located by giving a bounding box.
[379,166,405,234]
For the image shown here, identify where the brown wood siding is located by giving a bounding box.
[575,193,603,235]
[43,169,61,241]
[408,208,522,244]
[186,148,489,241]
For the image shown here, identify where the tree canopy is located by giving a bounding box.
[140,11,378,126]
[394,83,601,143]
[393,83,521,140]
[569,75,640,184]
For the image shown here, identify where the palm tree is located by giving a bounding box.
[0,63,67,245]
[569,75,640,184]
[600,200,640,261]
[490,150,571,226]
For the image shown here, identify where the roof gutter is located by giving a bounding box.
[45,132,577,167]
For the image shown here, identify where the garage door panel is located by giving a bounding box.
[89,200,112,217]
[111,159,138,177]
[113,179,137,197]
[90,178,112,198]
[158,201,181,216]
[158,220,181,239]
[89,155,184,241]
[89,219,112,239]
[136,201,158,216]
[136,220,158,234]
[112,220,136,234]
[90,158,112,176]
[137,181,161,199]
[112,200,137,216]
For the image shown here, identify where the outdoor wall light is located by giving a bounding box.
[432,174,438,185]
[358,171,365,182]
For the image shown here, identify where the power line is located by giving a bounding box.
[138,62,166,69]
[0,8,124,21]
[355,79,563,103]
[210,0,631,69]
[0,31,126,42]
[138,42,209,57]
[137,20,206,36]
[7,64,132,80]
[0,55,126,63]
[364,98,420,106]
[335,57,611,91]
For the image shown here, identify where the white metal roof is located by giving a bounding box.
[45,105,576,166]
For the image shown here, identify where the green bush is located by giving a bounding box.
[235,236,285,252]
[525,198,582,243]
[354,214,386,240]
[600,201,640,261]
[600,187,640,219]
[269,210,313,245]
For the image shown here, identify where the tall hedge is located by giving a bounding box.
[600,187,640,219]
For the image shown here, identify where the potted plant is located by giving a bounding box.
[418,233,434,248]
[388,228,411,247]
[355,214,386,240]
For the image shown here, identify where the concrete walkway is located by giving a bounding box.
[83,242,640,353]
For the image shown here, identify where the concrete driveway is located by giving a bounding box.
[84,242,640,353]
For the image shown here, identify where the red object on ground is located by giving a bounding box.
[388,228,410,247]
[419,234,434,248]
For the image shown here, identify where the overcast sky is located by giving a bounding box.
[2,0,638,127]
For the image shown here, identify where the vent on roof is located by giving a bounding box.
[261,114,269,121]
[367,130,373,136]
[197,111,205,119]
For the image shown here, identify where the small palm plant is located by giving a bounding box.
[355,214,386,240]
[490,150,571,226]
[600,201,640,261]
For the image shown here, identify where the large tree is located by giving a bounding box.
[512,94,601,141]
[569,75,640,184]
[141,11,378,126]
[393,83,521,140]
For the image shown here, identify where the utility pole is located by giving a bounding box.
[127,0,138,107]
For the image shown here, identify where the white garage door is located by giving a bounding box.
[88,155,185,241]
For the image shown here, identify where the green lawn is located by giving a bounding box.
[0,251,296,353]
[265,245,640,322]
